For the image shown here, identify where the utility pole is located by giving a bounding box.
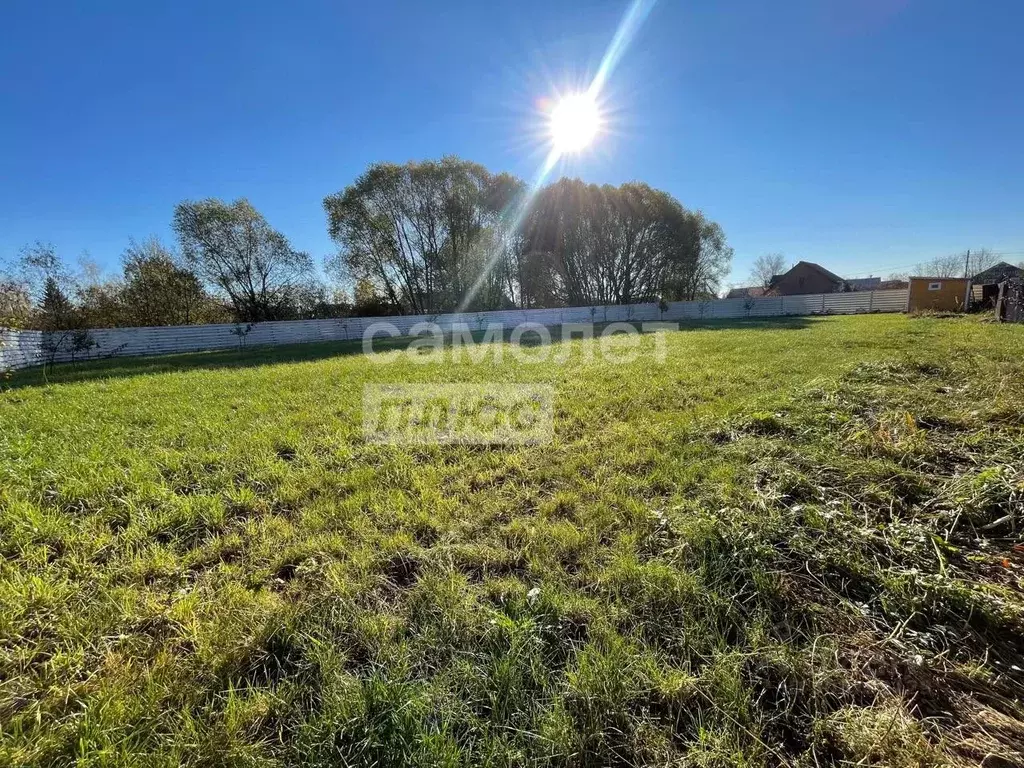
[964,250,972,311]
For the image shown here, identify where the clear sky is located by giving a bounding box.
[2,0,1022,287]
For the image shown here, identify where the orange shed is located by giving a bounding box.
[906,277,970,313]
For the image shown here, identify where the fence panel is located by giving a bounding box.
[781,295,822,315]
[749,297,784,316]
[871,291,909,312]
[0,329,45,370]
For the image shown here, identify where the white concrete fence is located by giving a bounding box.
[0,288,909,371]
[0,329,45,371]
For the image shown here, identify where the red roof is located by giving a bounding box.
[725,286,766,299]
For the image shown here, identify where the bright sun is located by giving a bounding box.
[549,92,601,153]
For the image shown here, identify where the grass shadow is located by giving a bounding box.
[4,315,819,390]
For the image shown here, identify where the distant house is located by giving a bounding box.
[725,286,765,299]
[845,277,882,291]
[731,264,906,301]
[766,261,844,296]
[972,262,1024,285]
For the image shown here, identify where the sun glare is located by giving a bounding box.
[549,92,601,153]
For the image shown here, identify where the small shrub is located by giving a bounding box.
[230,322,254,350]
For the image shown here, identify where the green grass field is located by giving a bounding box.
[2,314,1023,767]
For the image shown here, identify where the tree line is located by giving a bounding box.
[1,156,733,332]
[326,158,731,314]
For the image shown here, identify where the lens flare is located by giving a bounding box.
[456,0,658,313]
[549,92,601,153]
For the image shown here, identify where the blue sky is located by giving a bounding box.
[2,0,1022,287]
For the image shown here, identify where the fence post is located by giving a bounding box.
[821,294,826,314]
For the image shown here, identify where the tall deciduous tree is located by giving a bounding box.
[173,199,314,322]
[914,253,966,278]
[0,281,31,327]
[324,157,523,314]
[966,248,998,276]
[76,281,125,328]
[749,253,788,289]
[519,179,731,306]
[5,242,74,306]
[120,237,210,326]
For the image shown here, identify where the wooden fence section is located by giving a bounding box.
[0,289,909,371]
